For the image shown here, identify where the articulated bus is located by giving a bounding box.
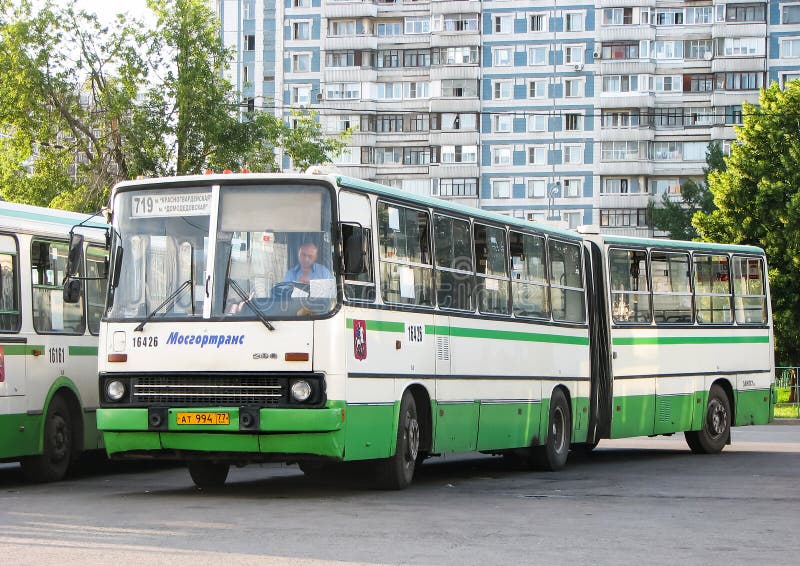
[84,173,774,489]
[1,201,108,481]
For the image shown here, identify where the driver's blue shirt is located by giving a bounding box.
[282,262,333,283]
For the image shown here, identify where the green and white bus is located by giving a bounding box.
[1,201,108,481]
[85,173,774,489]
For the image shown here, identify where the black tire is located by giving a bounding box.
[685,384,731,454]
[21,396,74,483]
[374,391,420,490]
[531,388,571,471]
[188,461,230,487]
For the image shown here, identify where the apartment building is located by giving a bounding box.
[215,0,786,236]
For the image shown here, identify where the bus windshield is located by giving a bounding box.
[213,184,336,318]
[110,183,336,321]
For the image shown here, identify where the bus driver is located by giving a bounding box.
[283,241,332,284]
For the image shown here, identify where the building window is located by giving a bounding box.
[377,82,403,100]
[493,81,513,99]
[494,15,513,34]
[602,178,631,194]
[602,111,639,128]
[720,72,764,90]
[530,14,546,32]
[244,34,256,51]
[291,85,311,104]
[441,113,477,130]
[654,41,684,60]
[433,46,479,65]
[527,115,547,132]
[655,9,684,26]
[438,178,477,197]
[687,74,714,92]
[565,12,584,32]
[652,75,681,92]
[293,0,310,7]
[686,7,713,24]
[492,114,513,133]
[564,45,583,64]
[651,178,681,195]
[528,146,547,165]
[528,80,547,98]
[326,82,360,100]
[377,115,403,133]
[722,37,764,57]
[410,114,430,132]
[527,179,546,198]
[493,47,513,66]
[404,146,432,165]
[602,141,642,161]
[564,78,584,97]
[603,75,639,93]
[564,113,583,131]
[784,5,800,24]
[562,179,582,197]
[527,47,547,65]
[561,212,582,229]
[405,16,430,34]
[600,209,649,228]
[331,20,357,36]
[291,53,311,72]
[438,14,479,32]
[442,79,478,97]
[685,40,713,60]
[292,21,310,40]
[492,179,512,198]
[603,8,633,25]
[683,142,708,161]
[602,43,639,60]
[404,82,429,99]
[563,145,583,165]
[727,4,765,22]
[441,145,477,164]
[492,146,513,166]
[404,49,431,68]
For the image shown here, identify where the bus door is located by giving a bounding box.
[585,241,613,442]
[0,235,25,399]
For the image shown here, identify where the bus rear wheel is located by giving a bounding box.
[21,396,73,483]
[188,461,230,488]
[374,391,419,490]
[531,388,571,471]
[685,384,731,454]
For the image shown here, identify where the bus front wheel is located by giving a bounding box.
[531,388,571,471]
[21,395,73,483]
[188,461,230,488]
[685,384,731,454]
[374,391,419,490]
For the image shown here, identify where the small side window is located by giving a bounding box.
[0,235,20,332]
[732,255,767,324]
[474,224,509,315]
[340,190,375,303]
[609,249,651,323]
[694,254,732,324]
[651,251,692,324]
[31,239,86,335]
[434,214,474,311]
[378,202,433,306]
[86,244,109,334]
[549,239,585,323]
[510,231,549,319]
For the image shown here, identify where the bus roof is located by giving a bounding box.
[0,200,107,235]
[600,234,765,255]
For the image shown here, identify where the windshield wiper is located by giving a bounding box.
[227,277,275,331]
[134,279,193,332]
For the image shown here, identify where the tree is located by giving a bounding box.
[648,142,724,240]
[0,0,350,212]
[694,81,800,365]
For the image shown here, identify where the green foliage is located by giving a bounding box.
[648,142,723,241]
[694,82,800,365]
[0,0,349,212]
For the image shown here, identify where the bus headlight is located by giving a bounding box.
[106,380,126,402]
[290,380,312,403]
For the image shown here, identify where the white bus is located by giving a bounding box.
[84,173,774,489]
[0,201,108,481]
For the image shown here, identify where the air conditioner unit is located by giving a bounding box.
[593,50,601,60]
[573,63,584,71]
[316,92,324,101]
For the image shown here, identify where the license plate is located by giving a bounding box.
[175,412,230,425]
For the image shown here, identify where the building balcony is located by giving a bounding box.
[711,90,760,106]
[429,65,480,81]
[597,0,655,7]
[430,131,479,146]
[375,34,431,48]
[374,132,431,145]
[597,25,655,43]
[375,66,430,79]
[712,22,766,38]
[654,25,711,42]
[599,60,656,75]
[711,57,766,73]
[324,35,378,51]
[429,97,480,113]
[652,160,705,176]
[324,68,377,82]
[597,193,653,209]
[430,33,480,48]
[429,163,480,179]
[598,93,655,108]
[377,2,429,16]
[598,128,655,142]
[595,161,654,176]
[324,2,378,19]
[371,164,431,176]
[338,164,377,180]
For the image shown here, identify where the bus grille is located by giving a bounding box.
[132,375,285,406]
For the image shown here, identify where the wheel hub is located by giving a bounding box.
[405,414,420,464]
[707,399,728,438]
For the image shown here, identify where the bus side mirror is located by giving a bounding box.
[111,246,124,288]
[66,233,84,277]
[63,278,82,303]
[342,224,367,276]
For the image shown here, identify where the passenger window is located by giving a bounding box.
[549,239,585,323]
[0,235,20,332]
[474,224,509,315]
[31,239,86,334]
[509,231,549,319]
[434,215,474,311]
[86,245,109,335]
[694,254,732,324]
[378,202,433,306]
[732,256,766,324]
[651,251,692,323]
[609,249,651,323]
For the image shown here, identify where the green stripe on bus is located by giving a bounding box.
[613,335,770,346]
[69,346,98,356]
[1,345,44,355]
[346,319,588,345]
[346,319,405,333]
